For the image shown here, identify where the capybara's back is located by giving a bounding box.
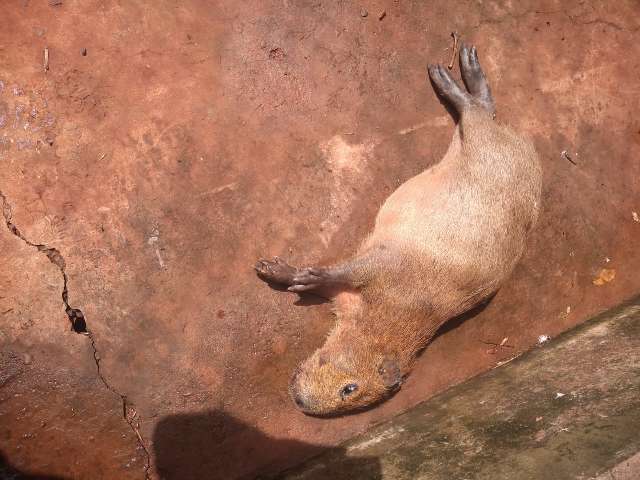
[367,107,541,318]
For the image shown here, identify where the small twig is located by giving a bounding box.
[448,32,459,70]
[481,340,514,348]
[561,150,577,165]
[43,47,49,72]
[481,337,514,354]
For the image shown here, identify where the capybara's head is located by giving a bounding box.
[289,341,403,416]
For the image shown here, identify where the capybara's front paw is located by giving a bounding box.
[255,257,298,285]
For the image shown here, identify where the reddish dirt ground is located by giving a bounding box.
[1,1,639,479]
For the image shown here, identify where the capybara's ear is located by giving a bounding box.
[378,357,402,389]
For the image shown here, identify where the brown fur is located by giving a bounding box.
[256,44,542,415]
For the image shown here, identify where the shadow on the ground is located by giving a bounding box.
[432,292,496,340]
[153,410,382,480]
[0,452,69,480]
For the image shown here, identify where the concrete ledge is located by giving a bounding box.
[280,297,640,480]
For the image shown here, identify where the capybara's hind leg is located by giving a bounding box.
[459,43,495,116]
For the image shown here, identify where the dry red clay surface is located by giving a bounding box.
[1,1,639,479]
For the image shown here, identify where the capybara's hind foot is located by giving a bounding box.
[459,43,495,116]
[255,257,298,286]
[428,63,471,114]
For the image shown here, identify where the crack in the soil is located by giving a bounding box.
[89,334,152,480]
[0,190,152,479]
[0,192,85,333]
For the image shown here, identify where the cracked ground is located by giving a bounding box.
[1,1,640,479]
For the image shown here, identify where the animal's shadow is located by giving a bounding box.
[256,275,326,306]
[430,292,496,342]
[152,409,381,480]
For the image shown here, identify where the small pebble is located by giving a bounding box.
[81,48,87,56]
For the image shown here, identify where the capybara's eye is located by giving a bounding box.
[340,383,358,399]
